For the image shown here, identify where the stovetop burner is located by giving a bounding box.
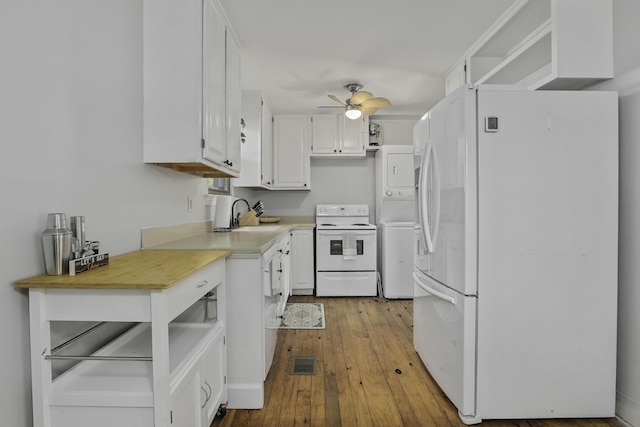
[315,204,375,230]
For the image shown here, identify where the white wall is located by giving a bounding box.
[586,2,640,425]
[234,156,376,216]
[0,2,210,425]
[616,89,640,427]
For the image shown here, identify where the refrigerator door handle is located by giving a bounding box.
[413,272,455,305]
[431,144,441,250]
[419,143,435,252]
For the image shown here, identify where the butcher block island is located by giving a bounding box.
[16,249,231,427]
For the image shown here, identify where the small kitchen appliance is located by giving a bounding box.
[213,195,236,231]
[315,204,377,296]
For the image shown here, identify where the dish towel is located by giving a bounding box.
[342,232,357,260]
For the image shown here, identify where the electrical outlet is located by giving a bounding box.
[187,196,193,212]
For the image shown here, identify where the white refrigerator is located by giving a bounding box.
[413,85,618,424]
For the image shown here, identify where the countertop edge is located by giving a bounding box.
[14,249,232,290]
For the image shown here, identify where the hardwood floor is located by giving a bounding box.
[212,296,624,427]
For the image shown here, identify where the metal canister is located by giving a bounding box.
[70,216,86,259]
[41,213,73,275]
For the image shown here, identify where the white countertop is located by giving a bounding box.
[146,219,315,255]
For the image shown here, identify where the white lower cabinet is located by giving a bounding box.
[225,233,291,409]
[200,328,226,424]
[171,364,201,427]
[291,229,315,295]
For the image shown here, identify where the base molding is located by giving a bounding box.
[227,383,264,409]
[616,391,640,426]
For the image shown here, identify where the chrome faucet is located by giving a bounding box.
[230,198,251,229]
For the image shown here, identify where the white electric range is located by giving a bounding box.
[315,204,377,296]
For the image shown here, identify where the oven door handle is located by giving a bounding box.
[317,230,376,236]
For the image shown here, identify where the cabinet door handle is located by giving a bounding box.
[200,381,213,408]
[201,386,208,408]
[196,280,209,288]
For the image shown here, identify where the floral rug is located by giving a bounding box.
[279,303,325,329]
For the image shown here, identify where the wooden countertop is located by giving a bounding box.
[14,249,231,290]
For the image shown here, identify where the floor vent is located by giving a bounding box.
[290,355,317,375]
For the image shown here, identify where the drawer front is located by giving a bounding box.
[166,260,225,321]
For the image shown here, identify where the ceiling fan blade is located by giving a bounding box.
[361,97,391,109]
[361,105,377,116]
[328,94,347,106]
[349,90,373,105]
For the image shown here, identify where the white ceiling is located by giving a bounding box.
[219,0,518,117]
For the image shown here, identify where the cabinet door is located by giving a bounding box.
[171,367,202,427]
[339,115,366,155]
[311,114,339,154]
[225,31,242,173]
[261,100,273,187]
[201,329,227,426]
[202,0,227,166]
[271,254,282,298]
[273,114,310,189]
[282,237,292,298]
[291,229,315,295]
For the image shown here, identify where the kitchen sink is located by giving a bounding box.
[233,225,282,232]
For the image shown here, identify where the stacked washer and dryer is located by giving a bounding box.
[375,145,415,299]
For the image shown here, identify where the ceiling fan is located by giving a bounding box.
[326,83,392,119]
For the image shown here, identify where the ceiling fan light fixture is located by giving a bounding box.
[345,105,362,120]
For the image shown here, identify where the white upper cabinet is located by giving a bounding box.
[261,100,274,188]
[272,114,311,190]
[224,30,242,174]
[310,114,340,155]
[201,0,226,169]
[225,30,242,173]
[311,114,368,158]
[339,114,368,156]
[232,91,273,189]
[143,0,241,178]
[445,0,613,95]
